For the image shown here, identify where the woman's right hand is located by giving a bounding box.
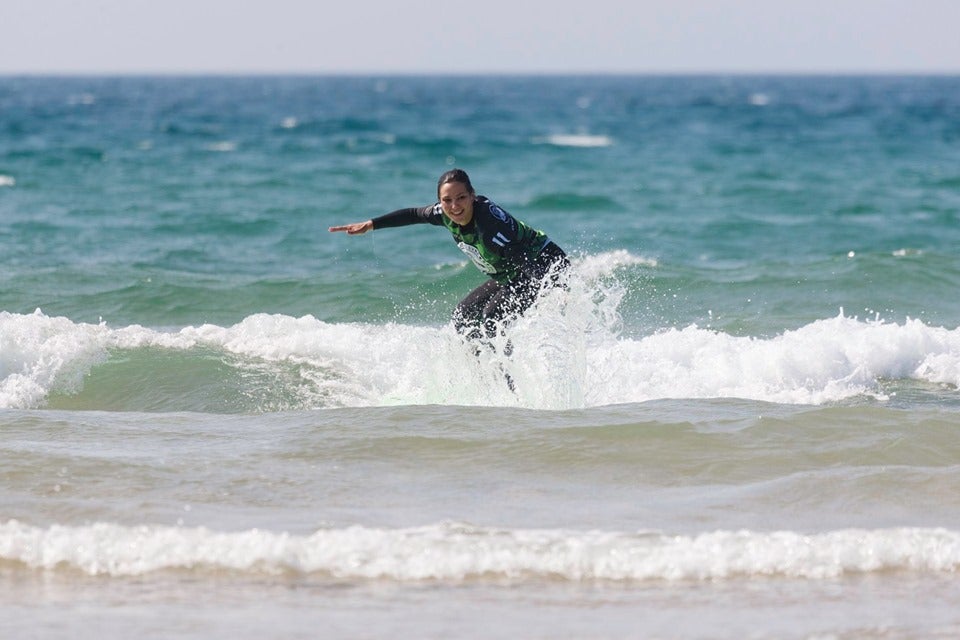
[328,220,374,235]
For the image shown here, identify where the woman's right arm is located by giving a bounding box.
[329,206,437,235]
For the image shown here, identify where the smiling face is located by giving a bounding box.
[438,180,475,226]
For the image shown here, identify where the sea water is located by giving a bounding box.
[2,75,960,638]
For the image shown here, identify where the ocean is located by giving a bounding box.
[2,75,960,638]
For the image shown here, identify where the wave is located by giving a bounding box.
[2,519,957,582]
[2,251,959,412]
[3,311,959,412]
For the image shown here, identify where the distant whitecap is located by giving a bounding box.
[893,248,922,257]
[67,93,96,106]
[535,134,614,148]
[206,141,237,152]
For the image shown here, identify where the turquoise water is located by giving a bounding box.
[4,76,959,332]
[2,76,960,638]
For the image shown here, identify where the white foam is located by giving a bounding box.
[0,310,112,409]
[2,519,957,581]
[0,175,15,187]
[594,313,960,406]
[3,254,959,410]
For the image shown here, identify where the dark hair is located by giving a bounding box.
[437,168,474,198]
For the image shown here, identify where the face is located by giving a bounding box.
[439,181,474,226]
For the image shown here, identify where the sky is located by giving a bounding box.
[3,0,959,75]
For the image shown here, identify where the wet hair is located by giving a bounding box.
[437,168,475,198]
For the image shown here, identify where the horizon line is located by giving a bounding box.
[3,68,960,78]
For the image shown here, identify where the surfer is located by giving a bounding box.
[329,169,569,341]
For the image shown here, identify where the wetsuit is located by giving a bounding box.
[372,196,569,338]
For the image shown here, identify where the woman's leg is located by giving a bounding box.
[454,245,570,339]
[452,279,502,340]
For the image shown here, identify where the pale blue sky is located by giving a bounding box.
[3,0,959,74]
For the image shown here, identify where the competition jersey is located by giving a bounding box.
[371,196,551,284]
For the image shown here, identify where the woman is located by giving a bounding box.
[329,169,569,341]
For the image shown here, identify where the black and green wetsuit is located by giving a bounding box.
[372,196,568,337]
